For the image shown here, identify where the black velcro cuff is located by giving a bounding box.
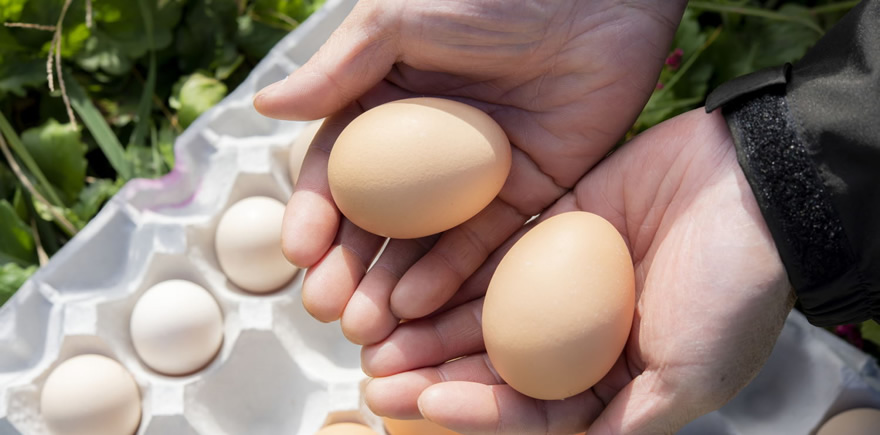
[720,90,866,326]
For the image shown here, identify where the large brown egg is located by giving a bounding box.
[482,212,635,400]
[816,408,880,435]
[382,417,462,435]
[315,422,378,435]
[328,98,510,239]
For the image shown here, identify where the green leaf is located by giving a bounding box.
[71,178,120,223]
[0,56,47,98]
[0,111,66,208]
[0,199,36,266]
[128,0,157,149]
[65,73,132,180]
[0,0,26,22]
[175,73,227,128]
[752,4,821,69]
[0,162,16,200]
[20,119,87,205]
[0,262,37,306]
[157,120,176,169]
[235,14,288,60]
[175,0,240,73]
[862,320,880,347]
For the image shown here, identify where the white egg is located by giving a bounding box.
[130,280,224,375]
[215,196,298,293]
[289,119,323,186]
[41,354,141,435]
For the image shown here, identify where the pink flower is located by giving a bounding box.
[835,324,864,349]
[665,48,684,70]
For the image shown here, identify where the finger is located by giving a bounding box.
[302,218,385,322]
[586,373,692,435]
[390,199,529,320]
[341,236,438,345]
[253,1,402,120]
[362,298,484,377]
[281,107,360,268]
[418,382,604,435]
[364,353,502,419]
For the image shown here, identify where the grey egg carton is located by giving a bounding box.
[0,1,381,434]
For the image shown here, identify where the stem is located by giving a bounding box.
[688,1,824,35]
[810,1,860,14]
[0,128,77,236]
[55,0,78,130]
[653,27,723,103]
[30,218,49,266]
[3,23,56,31]
[642,96,706,114]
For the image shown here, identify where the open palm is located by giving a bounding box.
[253,0,687,344]
[359,109,794,435]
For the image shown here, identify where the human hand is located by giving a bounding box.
[253,0,688,344]
[359,109,795,434]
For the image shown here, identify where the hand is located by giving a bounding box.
[253,0,688,344]
[359,109,795,434]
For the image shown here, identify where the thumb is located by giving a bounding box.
[587,373,707,435]
[253,0,401,120]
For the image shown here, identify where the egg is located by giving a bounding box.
[130,280,224,375]
[328,97,511,239]
[289,119,324,186]
[40,354,142,435]
[816,408,880,435]
[383,417,462,435]
[315,422,379,435]
[482,212,634,400]
[215,196,299,293]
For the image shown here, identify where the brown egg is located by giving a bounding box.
[816,408,880,435]
[315,422,379,435]
[328,97,510,239]
[382,417,462,435]
[482,212,635,400]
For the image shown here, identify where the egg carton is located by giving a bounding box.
[3,0,880,433]
[0,1,380,434]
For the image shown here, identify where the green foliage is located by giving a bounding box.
[0,199,36,266]
[20,119,87,205]
[172,72,228,128]
[0,262,37,305]
[0,0,326,306]
[862,320,880,348]
[629,0,848,137]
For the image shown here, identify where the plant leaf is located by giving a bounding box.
[20,119,87,206]
[71,178,120,223]
[862,320,880,347]
[65,74,132,180]
[0,262,37,306]
[0,199,36,266]
[175,73,227,128]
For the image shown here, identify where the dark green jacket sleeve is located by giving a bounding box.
[705,0,880,326]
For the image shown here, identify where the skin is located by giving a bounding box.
[254,1,794,433]
[253,0,687,344]
[361,110,794,434]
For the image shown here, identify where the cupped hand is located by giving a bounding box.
[253,0,687,344]
[359,109,795,434]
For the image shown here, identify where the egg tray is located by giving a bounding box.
[0,1,380,434]
[3,0,880,433]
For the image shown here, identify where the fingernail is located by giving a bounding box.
[254,76,288,101]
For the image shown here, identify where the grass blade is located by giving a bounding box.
[0,112,66,207]
[65,73,132,180]
[129,0,156,149]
